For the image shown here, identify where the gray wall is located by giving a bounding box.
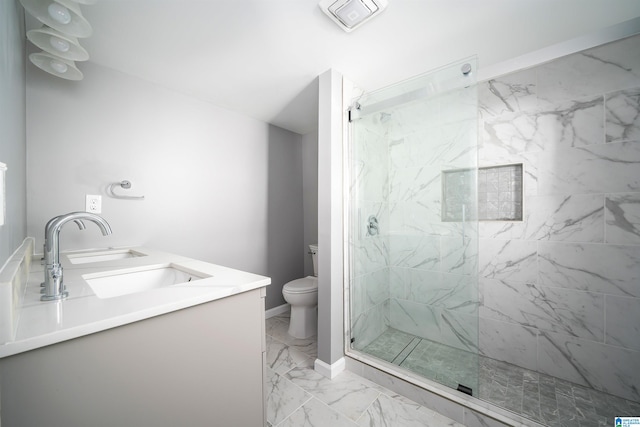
[25,61,308,309]
[267,125,304,308]
[0,1,27,268]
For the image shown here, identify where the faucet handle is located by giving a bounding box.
[50,264,62,279]
[41,264,67,301]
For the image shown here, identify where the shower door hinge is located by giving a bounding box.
[348,102,361,122]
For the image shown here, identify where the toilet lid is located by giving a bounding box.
[283,276,318,293]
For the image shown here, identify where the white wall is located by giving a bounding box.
[26,62,305,309]
[316,69,345,374]
[302,131,318,276]
[0,1,27,268]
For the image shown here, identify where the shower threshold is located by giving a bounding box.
[359,328,640,426]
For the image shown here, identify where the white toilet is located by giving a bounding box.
[282,244,318,339]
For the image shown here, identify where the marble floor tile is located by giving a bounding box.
[267,314,319,358]
[266,334,312,375]
[285,365,381,422]
[266,312,463,427]
[277,397,358,427]
[266,367,313,426]
[356,392,465,426]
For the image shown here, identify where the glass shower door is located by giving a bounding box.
[348,57,480,395]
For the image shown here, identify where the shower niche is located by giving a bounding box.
[443,163,523,222]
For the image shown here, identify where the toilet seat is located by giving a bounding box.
[283,276,318,294]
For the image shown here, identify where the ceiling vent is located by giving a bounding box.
[319,0,388,32]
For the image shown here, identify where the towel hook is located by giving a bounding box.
[107,180,145,200]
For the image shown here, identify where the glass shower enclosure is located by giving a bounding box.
[347,57,480,395]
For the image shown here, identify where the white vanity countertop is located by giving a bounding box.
[0,246,270,358]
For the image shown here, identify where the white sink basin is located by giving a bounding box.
[67,249,147,265]
[83,264,209,299]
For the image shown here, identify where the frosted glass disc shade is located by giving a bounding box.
[29,52,83,80]
[74,0,97,4]
[19,0,92,38]
[27,26,89,61]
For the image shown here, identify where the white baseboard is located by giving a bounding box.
[265,303,290,319]
[314,357,345,379]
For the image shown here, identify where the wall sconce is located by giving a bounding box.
[19,0,95,80]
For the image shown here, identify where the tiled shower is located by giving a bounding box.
[348,33,640,424]
[478,33,639,403]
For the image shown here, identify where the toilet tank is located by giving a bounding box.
[309,244,318,277]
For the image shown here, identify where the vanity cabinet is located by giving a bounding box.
[0,287,267,427]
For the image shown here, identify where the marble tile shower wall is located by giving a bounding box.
[350,34,640,406]
[477,34,640,403]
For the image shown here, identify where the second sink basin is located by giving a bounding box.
[67,249,147,265]
[83,264,209,298]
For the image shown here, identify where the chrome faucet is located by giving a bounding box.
[42,216,87,266]
[42,212,113,301]
[40,216,87,289]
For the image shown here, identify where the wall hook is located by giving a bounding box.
[107,180,145,200]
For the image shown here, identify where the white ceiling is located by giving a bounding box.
[29,1,640,134]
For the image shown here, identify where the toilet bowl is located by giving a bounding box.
[282,244,318,339]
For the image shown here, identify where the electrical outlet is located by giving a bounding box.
[85,195,102,214]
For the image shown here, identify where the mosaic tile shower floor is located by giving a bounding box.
[361,328,640,426]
